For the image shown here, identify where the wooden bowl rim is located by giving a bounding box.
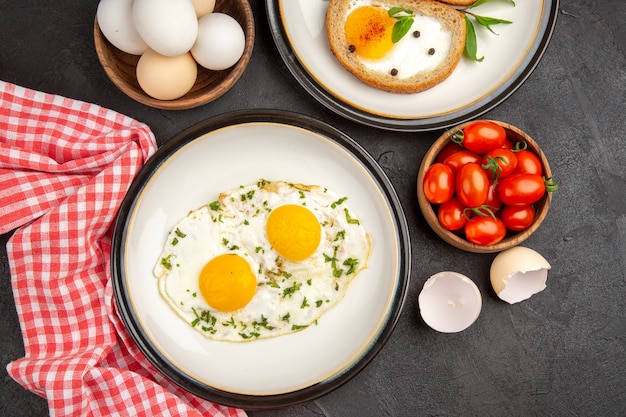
[93,0,255,110]
[417,120,552,254]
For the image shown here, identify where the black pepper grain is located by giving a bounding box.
[428,48,435,55]
[413,30,421,38]
[390,68,398,76]
[348,44,356,53]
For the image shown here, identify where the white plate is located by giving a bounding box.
[112,110,411,409]
[266,0,559,131]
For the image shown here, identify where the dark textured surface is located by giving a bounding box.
[1,1,625,416]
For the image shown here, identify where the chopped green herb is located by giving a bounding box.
[301,296,310,308]
[209,201,220,211]
[292,324,308,331]
[174,228,186,238]
[172,237,179,246]
[331,196,347,208]
[344,208,360,225]
[160,255,172,270]
[282,312,291,322]
[282,281,302,298]
[343,258,359,275]
[334,230,346,241]
[315,300,323,307]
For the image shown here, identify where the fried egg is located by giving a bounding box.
[153,179,371,342]
[343,0,453,78]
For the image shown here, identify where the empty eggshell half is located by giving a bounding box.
[490,246,551,304]
[418,271,482,333]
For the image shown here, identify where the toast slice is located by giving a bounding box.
[326,0,466,94]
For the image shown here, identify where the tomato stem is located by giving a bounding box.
[463,205,498,220]
[451,130,464,145]
[511,141,528,152]
[544,176,560,192]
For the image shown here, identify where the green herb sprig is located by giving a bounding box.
[462,0,516,62]
[388,7,414,43]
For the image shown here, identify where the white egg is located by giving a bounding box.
[136,49,197,100]
[191,0,215,18]
[191,13,245,71]
[344,0,453,78]
[153,179,372,342]
[132,0,198,57]
[418,271,482,333]
[96,0,148,55]
[490,246,551,304]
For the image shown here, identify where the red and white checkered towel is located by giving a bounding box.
[0,81,246,417]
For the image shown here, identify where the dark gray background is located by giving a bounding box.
[1,1,625,416]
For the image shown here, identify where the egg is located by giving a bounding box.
[136,49,197,100]
[418,271,482,333]
[96,0,148,55]
[343,0,453,78]
[191,0,215,18]
[191,12,246,71]
[153,179,372,342]
[132,0,198,57]
[490,246,551,304]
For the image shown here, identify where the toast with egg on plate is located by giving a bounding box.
[326,0,466,94]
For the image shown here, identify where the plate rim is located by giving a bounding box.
[265,0,560,132]
[111,109,412,409]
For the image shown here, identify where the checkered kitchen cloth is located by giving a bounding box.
[0,81,245,417]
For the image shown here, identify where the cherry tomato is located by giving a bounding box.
[457,121,507,154]
[436,142,464,163]
[456,163,489,208]
[464,216,507,246]
[444,150,481,173]
[423,163,455,204]
[437,197,467,231]
[484,181,502,211]
[515,150,543,176]
[482,148,518,180]
[497,173,546,206]
[501,205,535,231]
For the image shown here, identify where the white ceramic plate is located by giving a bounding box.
[112,110,410,409]
[266,0,559,131]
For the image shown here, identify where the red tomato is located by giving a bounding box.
[436,142,464,163]
[501,205,535,231]
[515,150,543,176]
[438,197,467,231]
[482,148,518,180]
[484,181,502,211]
[444,150,481,173]
[423,163,455,204]
[456,163,489,208]
[458,121,507,154]
[465,216,507,245]
[497,173,546,206]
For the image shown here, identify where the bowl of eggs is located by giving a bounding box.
[94,0,254,110]
[417,120,557,253]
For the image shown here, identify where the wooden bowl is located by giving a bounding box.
[417,120,553,253]
[94,0,254,110]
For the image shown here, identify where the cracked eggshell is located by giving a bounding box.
[418,271,482,333]
[490,246,551,304]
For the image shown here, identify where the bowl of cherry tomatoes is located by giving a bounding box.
[417,120,558,253]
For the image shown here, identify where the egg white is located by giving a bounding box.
[153,179,371,342]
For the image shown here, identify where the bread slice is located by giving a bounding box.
[326,0,466,94]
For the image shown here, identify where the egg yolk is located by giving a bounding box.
[266,204,321,262]
[344,6,395,60]
[199,254,256,312]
